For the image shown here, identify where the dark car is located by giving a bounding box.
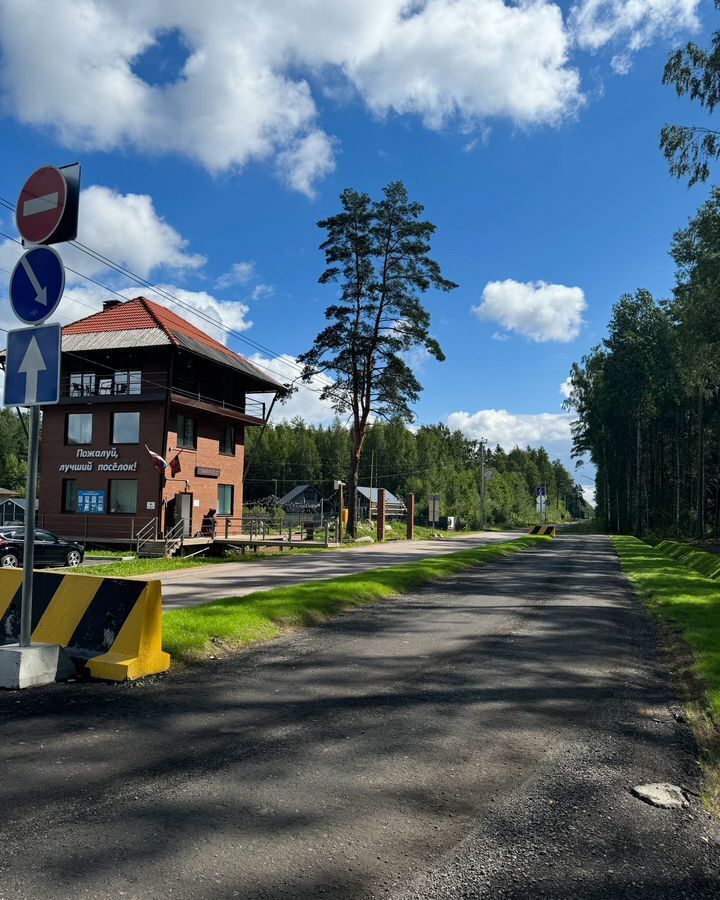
[0,528,84,569]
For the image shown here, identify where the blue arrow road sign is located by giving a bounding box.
[4,323,61,407]
[9,246,65,324]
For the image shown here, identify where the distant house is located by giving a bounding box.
[356,487,406,520]
[277,484,324,512]
[0,498,38,526]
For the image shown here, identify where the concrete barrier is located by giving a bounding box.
[0,570,170,681]
[528,525,556,537]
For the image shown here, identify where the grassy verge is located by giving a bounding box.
[84,549,136,559]
[612,535,720,813]
[74,556,229,577]
[654,539,720,580]
[163,535,547,664]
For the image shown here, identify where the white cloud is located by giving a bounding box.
[0,0,586,195]
[65,186,205,279]
[251,284,274,302]
[571,0,700,53]
[0,181,254,345]
[473,279,586,342]
[611,54,632,75]
[559,376,573,399]
[491,331,510,342]
[446,408,572,447]
[276,131,336,198]
[246,354,338,426]
[581,484,596,505]
[216,262,256,290]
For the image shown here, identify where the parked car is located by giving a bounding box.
[0,528,84,569]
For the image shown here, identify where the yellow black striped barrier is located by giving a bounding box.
[0,570,170,681]
[528,525,556,537]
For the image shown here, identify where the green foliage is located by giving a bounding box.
[163,536,549,662]
[298,181,457,536]
[0,409,28,493]
[568,189,720,538]
[655,540,720,580]
[661,4,720,185]
[245,417,588,527]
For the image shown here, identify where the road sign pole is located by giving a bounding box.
[19,405,40,648]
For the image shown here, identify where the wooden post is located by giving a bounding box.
[377,488,386,542]
[406,493,415,540]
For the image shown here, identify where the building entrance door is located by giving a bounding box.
[178,493,193,537]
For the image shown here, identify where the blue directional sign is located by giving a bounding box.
[78,490,105,514]
[4,323,61,407]
[9,246,65,324]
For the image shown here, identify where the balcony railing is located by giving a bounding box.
[61,371,169,400]
[171,379,266,420]
[59,371,267,419]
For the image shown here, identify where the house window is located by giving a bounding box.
[114,371,142,395]
[112,411,140,444]
[66,413,92,445]
[218,484,234,516]
[177,414,196,449]
[220,424,235,456]
[61,479,77,513]
[69,373,96,397]
[108,480,137,514]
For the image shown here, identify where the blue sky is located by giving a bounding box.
[0,0,716,499]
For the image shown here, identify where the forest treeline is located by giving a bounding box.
[244,418,589,527]
[568,187,720,538]
[0,408,29,494]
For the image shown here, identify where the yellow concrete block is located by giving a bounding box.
[87,581,170,681]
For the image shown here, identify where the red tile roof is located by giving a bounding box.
[63,297,284,390]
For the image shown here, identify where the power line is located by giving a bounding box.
[0,219,341,416]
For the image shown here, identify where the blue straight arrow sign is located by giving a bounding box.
[4,323,61,407]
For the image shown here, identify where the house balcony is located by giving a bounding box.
[60,371,168,404]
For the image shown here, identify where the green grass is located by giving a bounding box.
[73,555,229,577]
[654,540,720,580]
[163,535,547,663]
[612,534,720,812]
[84,549,136,559]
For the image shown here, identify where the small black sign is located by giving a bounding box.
[195,466,220,478]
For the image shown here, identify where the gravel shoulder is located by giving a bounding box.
[0,534,717,899]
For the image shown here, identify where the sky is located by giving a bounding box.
[0,0,717,504]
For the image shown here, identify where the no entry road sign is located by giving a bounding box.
[3,323,61,407]
[9,246,65,324]
[16,164,80,246]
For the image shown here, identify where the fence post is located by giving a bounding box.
[225,518,229,539]
[324,520,329,547]
[406,494,415,540]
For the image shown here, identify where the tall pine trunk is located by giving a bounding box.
[635,420,642,535]
[697,387,705,540]
[346,435,362,539]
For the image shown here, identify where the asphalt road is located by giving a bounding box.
[0,534,718,899]
[157,530,521,609]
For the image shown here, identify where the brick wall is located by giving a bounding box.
[38,400,165,540]
[163,405,245,536]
